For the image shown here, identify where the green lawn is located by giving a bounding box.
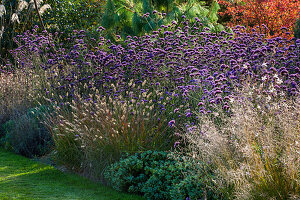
[0,149,144,200]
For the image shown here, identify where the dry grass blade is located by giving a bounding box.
[179,84,300,200]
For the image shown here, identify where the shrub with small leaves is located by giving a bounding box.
[43,0,104,42]
[0,120,15,150]
[169,174,222,200]
[105,151,173,196]
[104,150,221,200]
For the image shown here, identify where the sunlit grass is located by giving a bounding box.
[0,148,145,200]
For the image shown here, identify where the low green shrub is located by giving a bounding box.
[0,120,15,150]
[2,105,53,158]
[104,150,221,200]
[169,174,221,200]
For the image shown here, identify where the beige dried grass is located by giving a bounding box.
[179,84,300,200]
[46,81,172,181]
[0,70,41,124]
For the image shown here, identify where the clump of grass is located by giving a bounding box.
[46,81,173,182]
[178,83,300,200]
[2,105,53,158]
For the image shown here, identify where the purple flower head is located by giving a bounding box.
[168,120,175,127]
[197,102,204,106]
[223,105,230,110]
[174,141,180,148]
[185,112,192,117]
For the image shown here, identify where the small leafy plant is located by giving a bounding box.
[105,150,222,200]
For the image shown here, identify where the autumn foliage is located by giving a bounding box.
[219,0,300,39]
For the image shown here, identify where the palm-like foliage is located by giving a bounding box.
[101,0,224,41]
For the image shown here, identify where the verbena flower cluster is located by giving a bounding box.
[1,16,299,199]
[8,21,300,129]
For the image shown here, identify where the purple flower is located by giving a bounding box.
[185,112,192,117]
[174,141,180,148]
[214,90,222,95]
[197,102,204,106]
[168,120,175,127]
[223,105,230,110]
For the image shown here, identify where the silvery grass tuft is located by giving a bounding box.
[0,0,50,61]
[177,82,300,200]
[0,4,5,42]
[0,0,50,32]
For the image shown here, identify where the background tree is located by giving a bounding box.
[219,0,300,39]
[43,0,104,39]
